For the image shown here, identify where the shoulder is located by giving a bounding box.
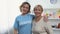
[28,14,35,17]
[15,15,21,20]
[28,14,34,16]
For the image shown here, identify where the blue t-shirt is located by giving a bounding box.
[14,14,34,34]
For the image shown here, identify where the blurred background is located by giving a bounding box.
[0,0,60,34]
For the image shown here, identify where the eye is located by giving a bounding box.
[26,7,29,9]
[23,6,25,8]
[38,9,41,11]
[35,9,37,11]
[22,6,29,9]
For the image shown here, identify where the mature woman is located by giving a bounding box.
[32,5,53,34]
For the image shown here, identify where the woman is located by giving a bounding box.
[14,2,34,34]
[32,5,53,34]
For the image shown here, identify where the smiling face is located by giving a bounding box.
[20,2,31,15]
[34,5,43,17]
[21,4,29,14]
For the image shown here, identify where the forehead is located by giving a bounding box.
[23,4,29,7]
[35,6,41,9]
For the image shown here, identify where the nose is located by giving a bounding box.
[34,11,38,13]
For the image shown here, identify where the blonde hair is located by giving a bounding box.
[34,5,43,12]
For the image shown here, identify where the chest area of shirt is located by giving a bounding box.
[18,17,33,26]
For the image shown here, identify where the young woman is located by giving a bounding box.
[14,2,34,34]
[32,5,54,34]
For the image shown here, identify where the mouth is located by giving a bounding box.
[23,9,27,12]
[35,12,41,16]
[35,12,40,14]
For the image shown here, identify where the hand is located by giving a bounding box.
[43,15,48,22]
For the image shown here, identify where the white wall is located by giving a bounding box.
[0,0,26,34]
[26,0,60,9]
[0,0,8,33]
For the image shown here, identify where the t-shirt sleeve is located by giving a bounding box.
[14,17,19,30]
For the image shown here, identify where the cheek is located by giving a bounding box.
[26,9,29,11]
[21,8,24,11]
[34,12,40,15]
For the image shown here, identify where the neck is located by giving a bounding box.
[36,15,42,18]
[22,13,28,15]
[35,16,42,22]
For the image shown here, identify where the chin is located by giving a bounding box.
[23,12,27,14]
[35,14,40,16]
[37,15,39,16]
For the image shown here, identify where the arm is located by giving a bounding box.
[43,16,54,34]
[45,23,54,34]
[14,17,19,34]
[14,29,18,34]
[43,15,54,34]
